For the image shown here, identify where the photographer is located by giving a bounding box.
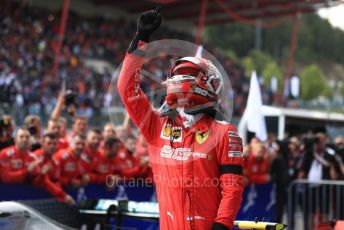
[0,115,15,151]
[334,135,344,176]
[46,119,69,150]
[51,90,78,121]
[299,133,343,229]
[23,115,42,151]
[270,137,302,223]
[299,133,342,181]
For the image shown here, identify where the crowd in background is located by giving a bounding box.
[0,2,251,124]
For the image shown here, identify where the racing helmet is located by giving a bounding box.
[163,57,224,110]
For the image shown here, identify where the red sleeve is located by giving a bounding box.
[120,165,141,179]
[117,52,163,144]
[1,167,28,183]
[215,126,244,229]
[33,174,67,201]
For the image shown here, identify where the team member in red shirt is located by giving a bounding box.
[68,116,88,139]
[33,132,75,205]
[117,135,149,179]
[53,133,89,188]
[0,128,40,183]
[81,129,102,185]
[117,8,244,230]
[245,143,270,185]
[103,123,117,139]
[89,136,122,184]
[46,119,69,150]
[134,135,153,181]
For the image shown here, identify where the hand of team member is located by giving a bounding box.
[128,6,162,52]
[64,194,76,206]
[27,160,41,174]
[70,178,81,188]
[81,174,91,186]
[41,163,52,175]
[139,156,150,167]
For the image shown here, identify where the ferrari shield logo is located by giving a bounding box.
[171,127,182,139]
[161,123,183,142]
[195,130,209,144]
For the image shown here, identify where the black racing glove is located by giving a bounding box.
[128,6,162,53]
[211,222,230,230]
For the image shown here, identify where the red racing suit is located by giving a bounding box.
[0,146,36,183]
[117,52,244,230]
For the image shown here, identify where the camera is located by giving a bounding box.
[64,90,78,116]
[64,90,77,107]
[28,125,38,136]
[0,117,12,137]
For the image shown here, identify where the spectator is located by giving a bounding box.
[0,128,40,183]
[70,116,88,138]
[334,135,344,175]
[58,117,68,140]
[81,129,102,185]
[299,133,343,229]
[32,132,75,205]
[88,135,122,184]
[299,133,342,181]
[85,129,102,155]
[102,123,117,139]
[116,135,149,179]
[46,119,68,150]
[270,137,302,223]
[134,135,153,181]
[0,115,15,151]
[287,137,303,181]
[245,143,270,185]
[53,133,89,188]
[23,115,42,151]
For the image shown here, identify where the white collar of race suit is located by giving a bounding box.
[177,107,204,129]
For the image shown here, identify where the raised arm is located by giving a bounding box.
[117,8,163,143]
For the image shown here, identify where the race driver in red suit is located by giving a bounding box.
[117,7,244,230]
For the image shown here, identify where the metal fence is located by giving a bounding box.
[288,179,344,230]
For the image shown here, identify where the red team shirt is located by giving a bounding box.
[32,149,67,201]
[53,148,90,186]
[0,146,37,183]
[89,147,144,184]
[118,52,244,230]
[245,154,270,185]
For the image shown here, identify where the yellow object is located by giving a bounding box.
[233,220,287,230]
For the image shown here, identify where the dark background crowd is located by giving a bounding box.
[0,1,251,125]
